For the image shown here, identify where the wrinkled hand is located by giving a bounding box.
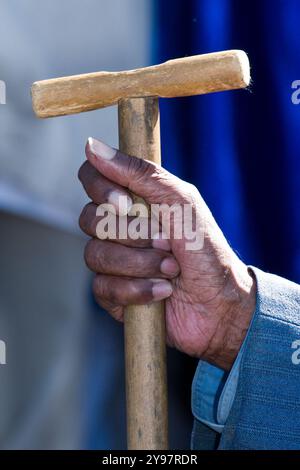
[79,137,256,370]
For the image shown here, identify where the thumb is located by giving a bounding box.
[86,137,187,205]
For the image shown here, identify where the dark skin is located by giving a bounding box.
[79,137,257,370]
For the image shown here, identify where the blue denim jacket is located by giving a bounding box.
[191,267,300,450]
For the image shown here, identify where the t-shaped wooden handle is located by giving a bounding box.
[31,50,250,118]
[31,50,250,450]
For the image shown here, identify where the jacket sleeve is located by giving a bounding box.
[191,267,300,450]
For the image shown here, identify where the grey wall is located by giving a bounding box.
[0,0,152,230]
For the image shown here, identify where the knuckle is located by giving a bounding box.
[93,276,117,304]
[88,178,102,200]
[84,239,112,273]
[79,203,94,233]
[83,239,97,269]
[78,211,86,233]
[78,161,89,182]
[86,178,111,204]
[92,286,123,320]
[92,275,105,299]
[186,182,198,195]
[179,181,200,205]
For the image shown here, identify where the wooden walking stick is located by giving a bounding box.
[31,50,250,449]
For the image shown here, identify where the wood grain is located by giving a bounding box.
[32,50,250,118]
[119,97,168,450]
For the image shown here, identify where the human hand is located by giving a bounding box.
[79,137,256,370]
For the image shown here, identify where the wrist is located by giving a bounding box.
[203,260,257,370]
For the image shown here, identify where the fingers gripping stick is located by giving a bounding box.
[31,50,250,449]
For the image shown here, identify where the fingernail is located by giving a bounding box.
[160,257,180,276]
[152,281,173,301]
[107,191,132,216]
[152,232,171,251]
[88,137,117,160]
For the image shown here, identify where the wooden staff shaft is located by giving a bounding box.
[118,97,168,450]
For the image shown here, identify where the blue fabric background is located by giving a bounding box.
[153,0,300,283]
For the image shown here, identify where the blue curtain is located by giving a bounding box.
[153,0,300,283]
